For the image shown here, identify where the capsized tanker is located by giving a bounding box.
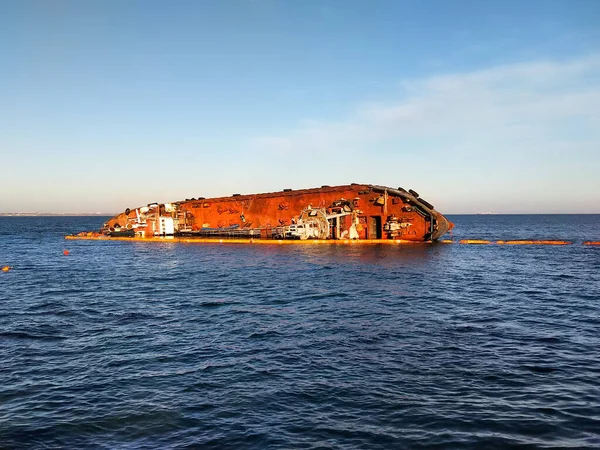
[100,184,453,241]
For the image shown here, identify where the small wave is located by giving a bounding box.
[28,301,67,310]
[535,336,563,343]
[200,300,238,307]
[248,330,282,339]
[524,365,559,374]
[0,331,67,341]
[304,292,350,301]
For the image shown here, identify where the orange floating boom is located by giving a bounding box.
[496,240,572,245]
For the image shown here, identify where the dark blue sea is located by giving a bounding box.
[1,215,599,449]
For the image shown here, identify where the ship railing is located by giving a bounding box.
[177,226,301,240]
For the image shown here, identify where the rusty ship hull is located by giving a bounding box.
[100,184,453,242]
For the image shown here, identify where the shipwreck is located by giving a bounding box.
[95,184,453,242]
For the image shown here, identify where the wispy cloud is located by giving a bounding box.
[253,55,600,153]
[250,55,600,212]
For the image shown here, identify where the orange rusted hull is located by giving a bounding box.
[97,184,454,242]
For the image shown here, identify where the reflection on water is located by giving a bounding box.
[280,243,443,267]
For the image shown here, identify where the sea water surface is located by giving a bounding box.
[1,215,600,449]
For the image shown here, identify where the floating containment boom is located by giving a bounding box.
[66,184,599,246]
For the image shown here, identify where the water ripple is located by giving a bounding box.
[1,216,600,448]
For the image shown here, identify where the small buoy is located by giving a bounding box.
[63,250,70,256]
[1,265,11,272]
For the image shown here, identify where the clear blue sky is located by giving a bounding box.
[1,0,598,213]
